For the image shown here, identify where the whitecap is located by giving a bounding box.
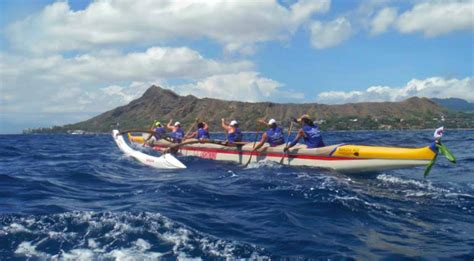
[4,211,267,259]
[15,241,50,259]
[3,223,32,234]
[245,159,282,169]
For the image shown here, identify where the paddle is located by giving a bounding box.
[438,143,456,163]
[163,139,250,154]
[424,142,456,177]
[163,139,202,154]
[143,120,160,144]
[119,129,157,135]
[123,129,247,146]
[279,118,296,164]
[243,132,260,167]
[244,119,268,167]
[423,127,456,177]
[184,118,200,140]
[423,153,438,177]
[119,129,173,143]
[206,140,248,146]
[163,117,207,153]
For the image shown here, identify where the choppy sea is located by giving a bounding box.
[1,130,473,260]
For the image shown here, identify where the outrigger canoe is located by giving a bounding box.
[114,130,442,173]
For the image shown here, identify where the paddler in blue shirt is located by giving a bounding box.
[284,115,325,151]
[166,120,185,143]
[221,118,243,144]
[144,120,167,145]
[185,121,210,141]
[253,118,285,150]
[152,121,167,139]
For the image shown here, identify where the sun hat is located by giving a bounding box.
[297,114,311,122]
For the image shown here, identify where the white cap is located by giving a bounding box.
[174,121,181,126]
[230,120,238,126]
[268,119,276,125]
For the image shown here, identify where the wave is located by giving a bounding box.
[375,174,474,210]
[245,159,283,169]
[1,132,473,259]
[0,211,268,260]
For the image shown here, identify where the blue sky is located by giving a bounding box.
[0,0,473,133]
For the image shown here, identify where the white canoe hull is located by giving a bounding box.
[112,130,186,169]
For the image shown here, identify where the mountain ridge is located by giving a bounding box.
[30,85,474,132]
[30,85,474,133]
[431,98,474,112]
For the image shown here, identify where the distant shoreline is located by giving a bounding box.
[7,128,474,135]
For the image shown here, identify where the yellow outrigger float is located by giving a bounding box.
[114,127,455,175]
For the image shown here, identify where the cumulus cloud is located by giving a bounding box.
[1,47,252,87]
[43,81,156,113]
[169,71,305,102]
[359,0,473,37]
[310,17,352,49]
[5,0,330,54]
[370,7,397,35]
[42,72,305,114]
[316,77,474,104]
[311,1,472,45]
[0,46,253,114]
[0,46,304,117]
[290,0,331,25]
[396,1,473,37]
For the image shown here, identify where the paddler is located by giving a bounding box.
[144,120,167,145]
[284,114,325,151]
[166,119,185,143]
[253,118,285,150]
[185,121,210,141]
[221,118,243,144]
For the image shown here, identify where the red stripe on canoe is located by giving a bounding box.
[151,145,362,161]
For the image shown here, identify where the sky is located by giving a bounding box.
[0,0,473,134]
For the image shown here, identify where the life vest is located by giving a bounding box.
[197,128,210,139]
[227,128,242,143]
[265,127,284,147]
[302,125,324,148]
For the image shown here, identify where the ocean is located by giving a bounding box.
[1,130,473,259]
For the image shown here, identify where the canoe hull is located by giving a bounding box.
[177,145,430,173]
[124,131,436,173]
[143,141,434,173]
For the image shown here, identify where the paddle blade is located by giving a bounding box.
[279,153,286,164]
[437,144,456,163]
[424,154,438,178]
